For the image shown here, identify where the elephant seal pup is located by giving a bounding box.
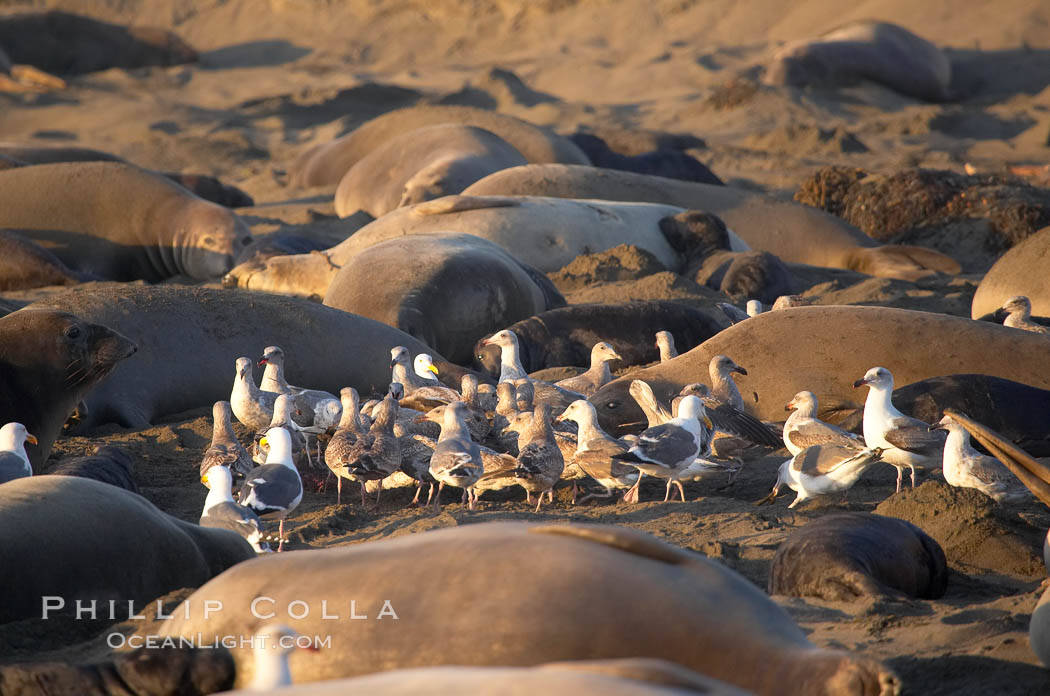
[229,659,748,695]
[333,124,527,217]
[47,445,138,493]
[223,196,742,296]
[27,284,471,429]
[589,305,1050,435]
[764,21,952,102]
[463,164,960,280]
[891,374,1050,457]
[290,104,589,187]
[972,226,1050,320]
[0,162,252,281]
[0,475,253,625]
[160,522,898,695]
[0,229,90,290]
[473,301,723,378]
[322,234,563,364]
[0,308,136,467]
[769,512,948,601]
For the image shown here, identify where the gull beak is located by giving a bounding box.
[200,475,208,485]
[259,437,269,448]
[852,378,867,389]
[389,359,398,368]
[480,337,492,346]
[257,357,268,367]
[784,401,794,412]
[428,365,439,376]
[703,415,713,429]
[25,433,37,445]
[554,413,566,423]
[610,350,623,361]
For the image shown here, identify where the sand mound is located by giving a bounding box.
[874,480,1044,579]
[742,124,869,156]
[549,244,667,291]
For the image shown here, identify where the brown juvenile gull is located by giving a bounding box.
[709,354,748,411]
[390,346,460,411]
[854,366,946,493]
[556,400,639,503]
[480,329,584,411]
[1000,296,1050,335]
[251,394,311,468]
[323,387,368,505]
[783,391,864,456]
[422,377,490,443]
[0,422,36,484]
[554,342,623,397]
[772,294,810,310]
[258,345,339,406]
[329,389,401,506]
[613,395,713,502]
[429,401,485,509]
[757,444,885,509]
[238,427,303,552]
[508,404,565,512]
[199,401,253,484]
[655,330,678,363]
[932,414,1031,503]
[200,465,275,553]
[231,356,291,432]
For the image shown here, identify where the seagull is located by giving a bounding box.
[757,444,885,508]
[323,388,368,505]
[854,366,946,493]
[554,342,622,397]
[328,389,401,506]
[257,345,338,413]
[238,427,303,551]
[251,394,310,467]
[230,357,308,432]
[783,391,864,456]
[0,422,36,484]
[612,395,713,502]
[655,331,678,363]
[709,355,748,411]
[509,404,565,512]
[674,383,782,449]
[200,466,274,553]
[932,414,1031,503]
[429,401,484,509]
[771,294,810,310]
[199,401,254,484]
[1000,296,1050,335]
[717,300,763,325]
[247,623,319,691]
[390,346,459,411]
[414,353,441,383]
[480,330,584,411]
[556,400,639,503]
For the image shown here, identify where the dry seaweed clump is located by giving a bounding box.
[795,165,1050,253]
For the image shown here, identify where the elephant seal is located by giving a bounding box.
[0,228,90,290]
[764,21,952,102]
[0,308,136,467]
[0,162,252,281]
[463,165,960,279]
[333,124,527,217]
[47,444,138,493]
[972,226,1050,319]
[228,659,747,695]
[472,301,724,378]
[26,284,471,429]
[159,522,898,695]
[0,475,253,624]
[224,196,743,297]
[891,374,1050,457]
[568,132,723,185]
[589,305,1050,435]
[322,234,564,364]
[769,512,948,601]
[290,105,589,187]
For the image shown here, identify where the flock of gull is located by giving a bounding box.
[178,292,1040,553]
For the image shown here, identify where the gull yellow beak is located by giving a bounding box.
[428,365,439,375]
[25,433,37,445]
[259,436,269,448]
[703,415,713,429]
[200,475,208,484]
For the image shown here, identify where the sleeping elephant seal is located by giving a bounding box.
[463,164,960,280]
[333,124,526,217]
[323,234,564,364]
[764,21,952,102]
[223,196,745,297]
[589,305,1050,435]
[159,522,898,695]
[0,228,90,290]
[972,226,1050,319]
[0,476,254,624]
[290,104,589,187]
[228,659,747,695]
[769,512,948,601]
[0,162,252,281]
[472,301,724,378]
[26,283,472,429]
[0,308,136,468]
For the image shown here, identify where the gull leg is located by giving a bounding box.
[571,481,578,505]
[547,490,553,503]
[425,482,436,506]
[895,466,903,494]
[360,481,367,507]
[534,490,545,513]
[375,484,382,506]
[525,491,532,504]
[578,487,613,505]
[674,479,686,502]
[910,466,917,489]
[626,473,644,503]
[663,478,673,502]
[468,488,477,511]
[336,476,342,506]
[410,483,422,507]
[278,519,285,553]
[432,482,444,509]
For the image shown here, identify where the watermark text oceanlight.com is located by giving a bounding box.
[106,632,332,650]
[40,597,399,621]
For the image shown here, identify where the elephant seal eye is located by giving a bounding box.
[606,401,619,409]
[65,326,82,340]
